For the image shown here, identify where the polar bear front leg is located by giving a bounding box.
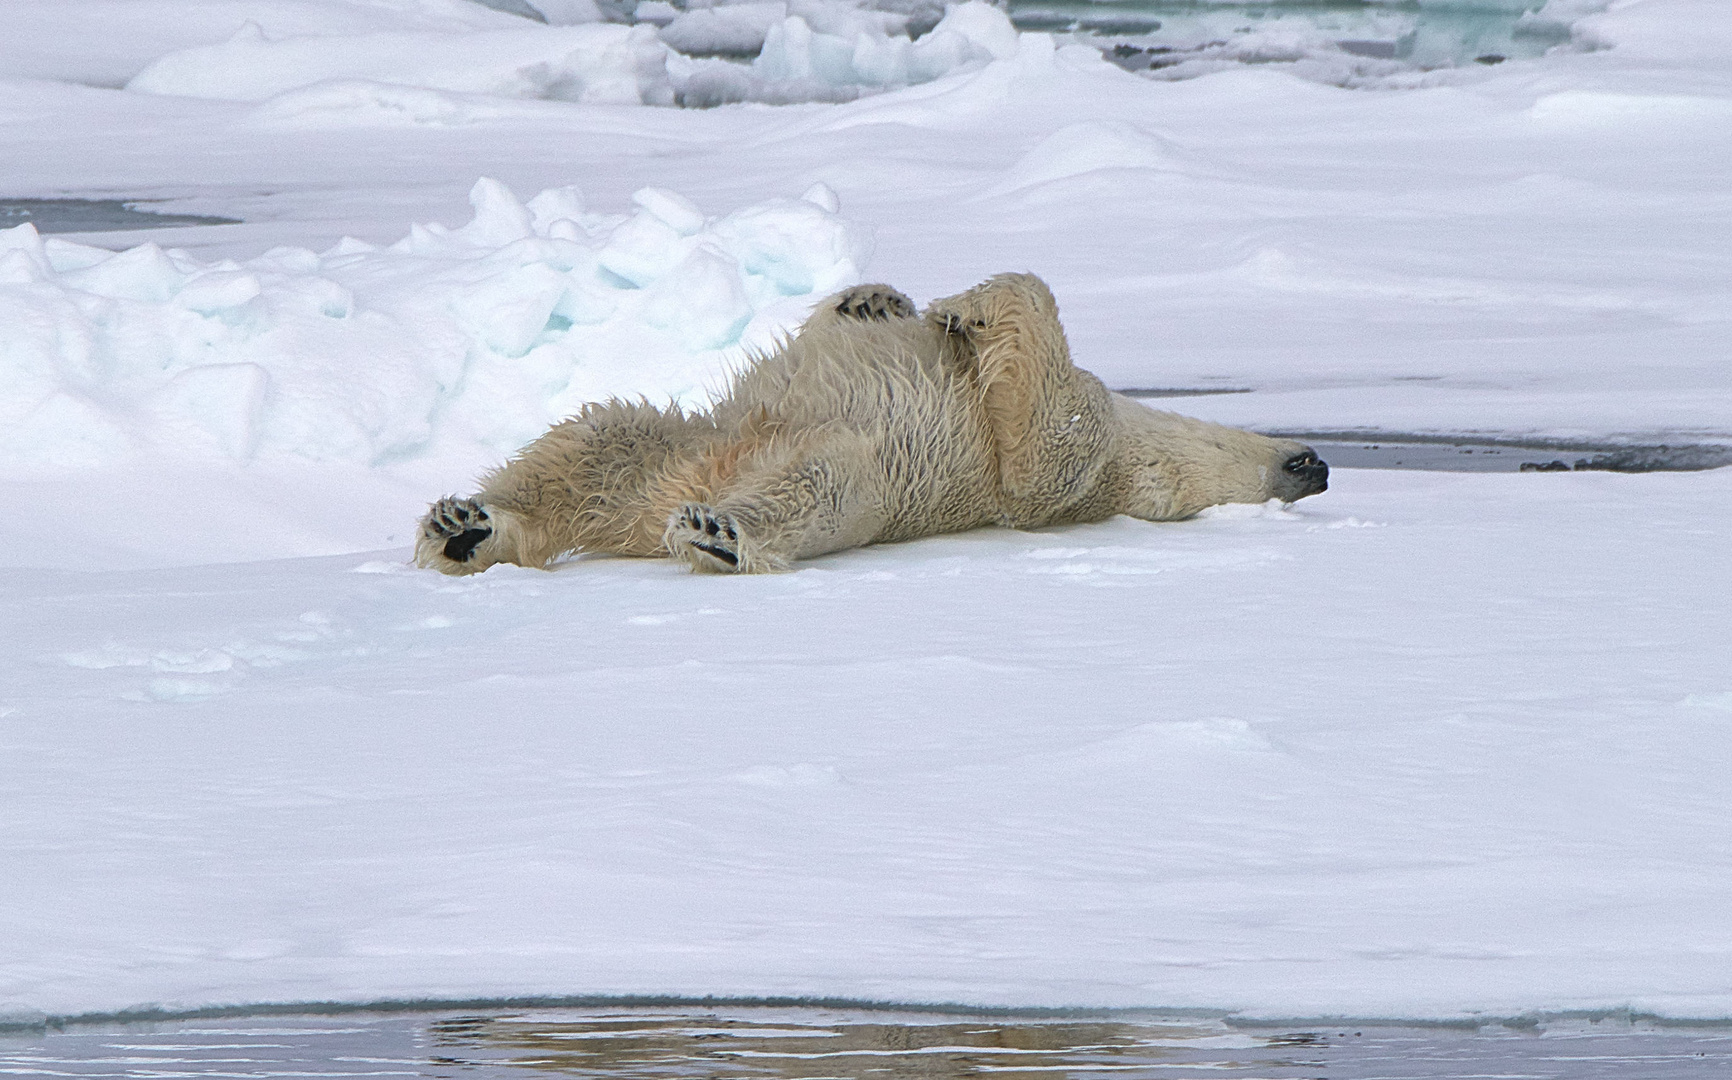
[927,273,1116,527]
[415,496,525,575]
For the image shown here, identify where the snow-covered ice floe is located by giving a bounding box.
[0,179,867,469]
[1,0,1731,1031]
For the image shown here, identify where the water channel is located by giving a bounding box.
[5,1005,1731,1079]
[0,198,239,234]
[1009,0,1578,71]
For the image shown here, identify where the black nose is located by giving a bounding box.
[1282,449,1329,496]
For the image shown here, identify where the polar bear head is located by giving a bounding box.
[1110,393,1329,520]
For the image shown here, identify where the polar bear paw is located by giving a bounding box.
[422,496,493,564]
[665,503,750,573]
[932,301,989,337]
[834,285,917,322]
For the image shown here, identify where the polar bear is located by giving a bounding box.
[417,273,1328,575]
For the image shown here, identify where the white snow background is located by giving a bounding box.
[2,0,1730,1023]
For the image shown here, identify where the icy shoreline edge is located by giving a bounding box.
[7,994,1732,1035]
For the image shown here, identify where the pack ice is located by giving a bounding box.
[123,2,1021,108]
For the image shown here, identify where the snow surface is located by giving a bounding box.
[127,21,681,105]
[2,0,1731,1024]
[0,0,529,88]
[8,470,1732,1020]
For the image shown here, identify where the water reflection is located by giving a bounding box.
[428,1011,1288,1079]
[5,1006,1730,1078]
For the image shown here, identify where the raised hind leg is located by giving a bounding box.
[828,283,917,323]
[925,273,1117,527]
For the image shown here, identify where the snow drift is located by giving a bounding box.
[0,179,870,471]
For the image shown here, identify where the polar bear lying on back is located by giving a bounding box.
[417,273,1328,575]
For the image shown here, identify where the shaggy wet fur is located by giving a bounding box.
[417,273,1327,575]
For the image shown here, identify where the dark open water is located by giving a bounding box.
[0,199,239,234]
[3,1006,1730,1079]
[1008,0,1574,68]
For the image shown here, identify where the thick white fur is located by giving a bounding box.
[416,274,1323,575]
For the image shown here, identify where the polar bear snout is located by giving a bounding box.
[1278,448,1330,501]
